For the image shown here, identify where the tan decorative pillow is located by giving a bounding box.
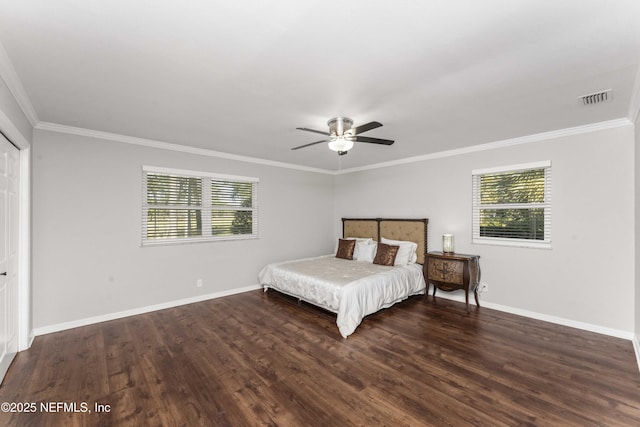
[336,238,356,260]
[373,243,399,266]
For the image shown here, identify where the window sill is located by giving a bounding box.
[142,235,258,247]
[472,237,551,250]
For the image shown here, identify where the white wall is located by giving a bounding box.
[31,129,335,330]
[28,122,639,337]
[335,125,635,333]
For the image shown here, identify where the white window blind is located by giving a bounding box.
[142,166,258,245]
[472,161,551,249]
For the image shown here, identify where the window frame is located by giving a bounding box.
[472,160,551,249]
[142,166,259,246]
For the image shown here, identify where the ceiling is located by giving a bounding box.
[1,0,639,171]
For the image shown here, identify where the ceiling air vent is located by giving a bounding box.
[579,89,613,106]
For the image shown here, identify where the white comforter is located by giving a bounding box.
[258,255,426,338]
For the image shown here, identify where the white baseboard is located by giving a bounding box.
[432,292,635,340]
[33,284,262,336]
[32,284,640,374]
[434,292,640,374]
[633,335,640,373]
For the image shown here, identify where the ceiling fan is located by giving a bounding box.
[292,117,394,156]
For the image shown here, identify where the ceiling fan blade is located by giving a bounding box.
[350,121,382,135]
[350,135,395,145]
[296,127,331,136]
[291,139,332,150]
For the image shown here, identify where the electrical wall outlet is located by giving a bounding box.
[196,279,203,288]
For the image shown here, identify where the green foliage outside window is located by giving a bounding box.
[146,174,203,239]
[479,168,546,241]
[143,170,258,243]
[211,180,253,236]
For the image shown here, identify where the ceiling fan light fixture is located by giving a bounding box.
[328,136,354,152]
[292,117,393,153]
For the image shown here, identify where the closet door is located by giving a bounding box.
[0,133,19,384]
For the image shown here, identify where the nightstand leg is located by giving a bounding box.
[465,263,471,313]
[465,290,470,313]
[474,258,481,308]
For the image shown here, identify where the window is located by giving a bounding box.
[472,161,551,248]
[142,166,258,245]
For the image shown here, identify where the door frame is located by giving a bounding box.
[0,112,32,352]
[17,145,30,350]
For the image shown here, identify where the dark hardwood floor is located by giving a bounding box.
[1,290,639,426]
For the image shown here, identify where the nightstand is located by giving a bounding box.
[425,251,481,312]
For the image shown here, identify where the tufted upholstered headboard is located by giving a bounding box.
[342,218,429,264]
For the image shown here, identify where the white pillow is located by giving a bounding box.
[355,241,377,262]
[337,237,372,258]
[381,237,418,266]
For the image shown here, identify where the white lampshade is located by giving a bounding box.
[328,136,354,152]
[443,234,454,254]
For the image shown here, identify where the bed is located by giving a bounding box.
[259,218,428,338]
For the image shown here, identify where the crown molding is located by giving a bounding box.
[35,117,631,176]
[34,122,334,175]
[0,40,39,127]
[336,118,632,175]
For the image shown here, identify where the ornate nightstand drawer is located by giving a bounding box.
[427,258,464,285]
[425,252,481,312]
